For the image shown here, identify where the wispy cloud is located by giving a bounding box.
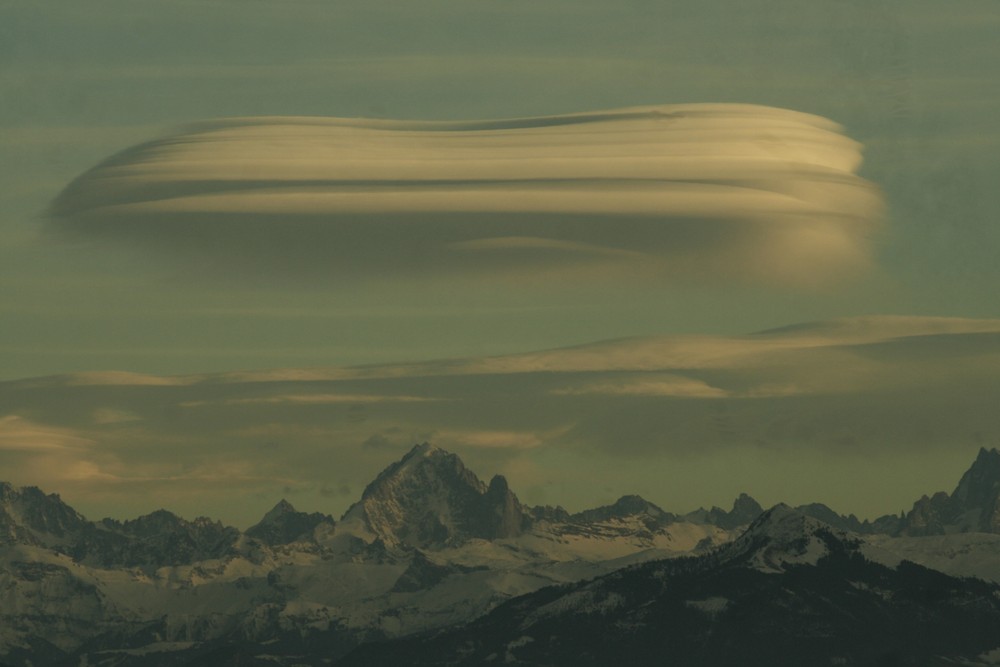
[551,374,728,399]
[430,427,569,451]
[5,315,1000,525]
[62,371,194,386]
[91,408,142,425]
[180,393,443,407]
[0,415,94,452]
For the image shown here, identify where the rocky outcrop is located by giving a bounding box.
[340,443,530,548]
[0,483,89,548]
[245,500,335,546]
[76,511,240,568]
[901,448,1000,535]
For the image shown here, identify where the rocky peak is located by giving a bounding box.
[0,480,243,567]
[721,504,857,572]
[794,502,869,533]
[0,482,88,546]
[743,503,809,535]
[903,492,954,536]
[80,509,240,568]
[246,499,335,546]
[570,495,674,526]
[481,474,528,539]
[408,441,441,459]
[609,495,665,517]
[901,448,1000,535]
[118,509,185,535]
[952,447,1000,510]
[697,492,764,530]
[729,492,765,522]
[265,499,297,517]
[486,474,510,495]
[341,443,528,548]
[362,442,486,496]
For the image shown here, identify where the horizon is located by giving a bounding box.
[2,436,995,532]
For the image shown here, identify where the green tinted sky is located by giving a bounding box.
[2,0,998,379]
[1,0,999,524]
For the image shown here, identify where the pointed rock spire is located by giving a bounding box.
[901,448,1000,535]
[246,500,334,546]
[703,492,764,529]
[482,475,528,539]
[952,447,1000,509]
[340,443,529,548]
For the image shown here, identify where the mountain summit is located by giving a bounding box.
[952,447,1000,526]
[340,443,529,548]
[245,499,335,546]
[903,447,1000,535]
[0,483,88,547]
[719,504,855,573]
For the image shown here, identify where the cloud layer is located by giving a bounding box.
[50,104,883,285]
[2,315,999,526]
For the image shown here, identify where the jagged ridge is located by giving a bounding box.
[245,499,335,546]
[340,505,1000,667]
[903,447,1000,535]
[4,445,1000,667]
[340,443,529,548]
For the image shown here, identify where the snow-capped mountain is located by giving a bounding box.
[0,444,740,666]
[342,506,1000,666]
[5,445,1000,666]
[718,503,859,572]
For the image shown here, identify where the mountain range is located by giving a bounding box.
[4,444,1000,665]
[344,507,1000,667]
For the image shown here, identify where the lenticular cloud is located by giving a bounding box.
[50,104,883,285]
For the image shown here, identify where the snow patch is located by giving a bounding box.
[505,635,535,664]
[954,647,1000,666]
[520,589,625,629]
[95,641,197,656]
[864,533,1000,583]
[685,596,729,615]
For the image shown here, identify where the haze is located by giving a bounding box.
[1,0,998,527]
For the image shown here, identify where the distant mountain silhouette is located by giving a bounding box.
[4,445,1000,666]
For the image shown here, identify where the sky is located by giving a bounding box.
[1,0,999,527]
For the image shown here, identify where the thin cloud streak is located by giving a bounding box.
[179,393,444,407]
[24,315,1000,388]
[550,374,729,399]
[50,104,883,286]
[0,415,95,452]
[3,315,1000,528]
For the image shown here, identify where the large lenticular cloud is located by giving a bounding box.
[49,104,883,285]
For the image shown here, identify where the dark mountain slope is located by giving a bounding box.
[341,507,1000,667]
